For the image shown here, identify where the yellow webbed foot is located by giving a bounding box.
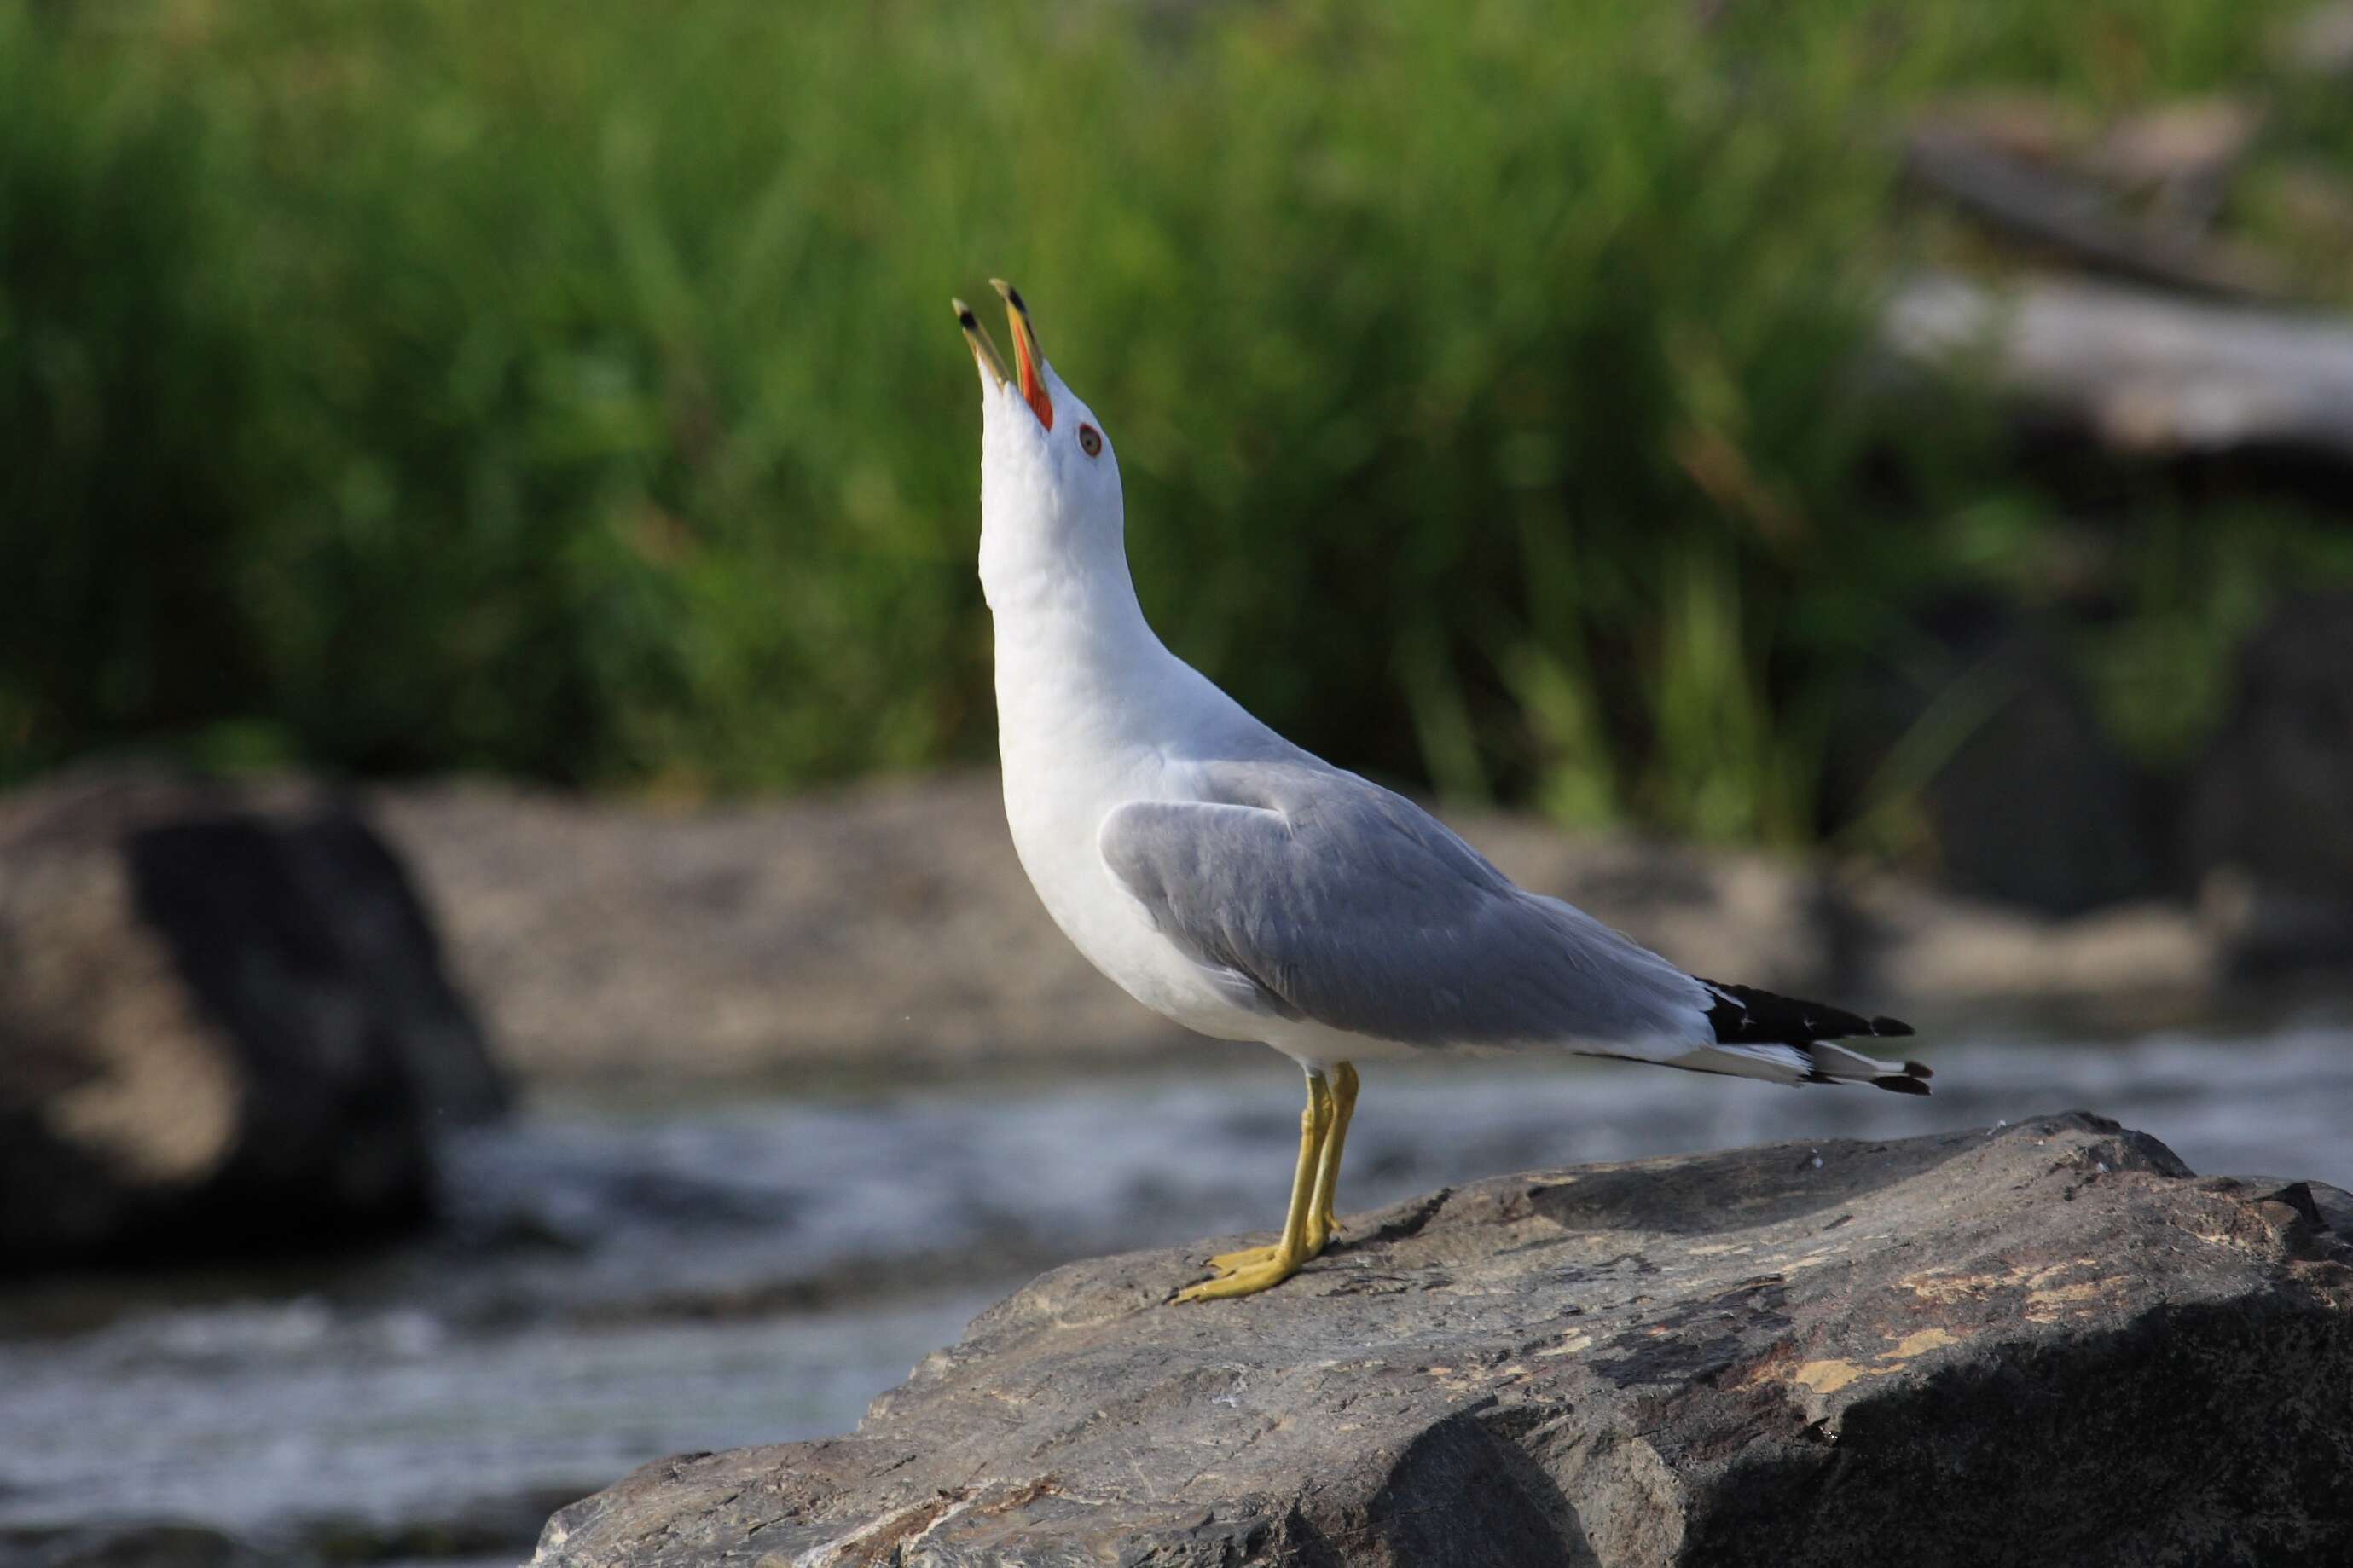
[1174,1064,1354,1304]
[1176,1253,1304,1301]
[1206,1227,1330,1277]
[1206,1241,1278,1276]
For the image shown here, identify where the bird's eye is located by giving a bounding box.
[1078,424,1103,458]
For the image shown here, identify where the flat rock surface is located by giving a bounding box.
[533,1113,2353,1568]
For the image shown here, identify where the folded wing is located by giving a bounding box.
[1098,760,1930,1093]
[1097,761,1716,1054]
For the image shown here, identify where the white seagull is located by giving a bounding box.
[953,283,1929,1301]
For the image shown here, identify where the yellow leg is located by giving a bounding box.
[1204,1062,1363,1272]
[1308,1061,1359,1247]
[1208,1061,1359,1270]
[1179,1070,1331,1301]
[1201,1071,1332,1275]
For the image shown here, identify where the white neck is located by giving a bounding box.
[977,496,1148,638]
[982,502,1182,753]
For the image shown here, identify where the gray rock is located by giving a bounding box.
[0,764,505,1270]
[1820,615,2157,918]
[2187,592,2353,971]
[532,1113,2353,1568]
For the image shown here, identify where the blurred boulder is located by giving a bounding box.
[532,1114,2353,1568]
[0,765,505,1271]
[2186,592,2353,970]
[2200,867,2353,977]
[1827,614,2158,917]
[1850,877,2218,1008]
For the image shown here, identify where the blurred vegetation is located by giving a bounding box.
[5,0,2352,851]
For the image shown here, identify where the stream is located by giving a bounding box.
[3,1017,2348,1563]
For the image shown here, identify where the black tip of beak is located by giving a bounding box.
[956,305,979,329]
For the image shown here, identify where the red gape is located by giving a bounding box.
[1013,325,1053,430]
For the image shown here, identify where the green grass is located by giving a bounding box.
[4,0,2348,853]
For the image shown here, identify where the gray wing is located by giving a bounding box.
[1097,761,1713,1052]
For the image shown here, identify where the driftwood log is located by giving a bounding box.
[1902,121,2281,298]
[1883,270,2353,464]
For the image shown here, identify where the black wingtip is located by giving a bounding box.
[1699,978,1917,1050]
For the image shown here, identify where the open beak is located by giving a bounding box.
[989,279,1055,431]
[953,298,1013,394]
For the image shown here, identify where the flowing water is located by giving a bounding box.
[3,1019,2349,1562]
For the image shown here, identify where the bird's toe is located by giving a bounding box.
[1175,1257,1302,1302]
[1206,1242,1279,1276]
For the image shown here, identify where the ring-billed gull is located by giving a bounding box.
[953,282,1929,1301]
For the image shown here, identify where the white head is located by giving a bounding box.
[954,282,1127,609]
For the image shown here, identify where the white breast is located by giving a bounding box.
[990,610,1276,1044]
